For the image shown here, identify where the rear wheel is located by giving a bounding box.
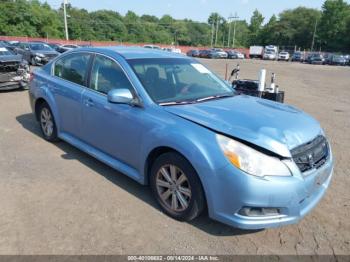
[38,103,59,142]
[150,152,205,221]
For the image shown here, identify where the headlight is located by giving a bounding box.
[216,134,291,177]
[35,53,45,58]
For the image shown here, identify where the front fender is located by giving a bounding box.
[139,113,230,213]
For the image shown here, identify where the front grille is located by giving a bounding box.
[291,136,329,173]
[0,61,20,72]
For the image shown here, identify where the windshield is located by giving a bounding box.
[0,47,14,56]
[128,58,234,104]
[29,43,53,51]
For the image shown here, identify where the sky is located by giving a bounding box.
[43,0,346,23]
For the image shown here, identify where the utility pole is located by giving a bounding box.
[215,17,220,47]
[211,22,215,48]
[63,0,69,41]
[227,15,232,47]
[311,19,318,52]
[231,13,239,48]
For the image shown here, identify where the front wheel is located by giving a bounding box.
[150,152,205,221]
[31,57,37,66]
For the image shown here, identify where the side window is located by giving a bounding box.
[54,53,91,86]
[89,55,133,94]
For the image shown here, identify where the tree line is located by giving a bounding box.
[0,0,349,52]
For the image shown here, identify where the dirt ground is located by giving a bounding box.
[0,59,349,255]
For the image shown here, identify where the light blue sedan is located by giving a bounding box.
[29,47,333,229]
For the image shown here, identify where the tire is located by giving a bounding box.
[38,102,59,142]
[31,57,36,66]
[150,152,205,222]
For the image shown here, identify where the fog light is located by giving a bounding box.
[238,207,281,217]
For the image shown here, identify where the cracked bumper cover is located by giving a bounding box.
[0,69,30,90]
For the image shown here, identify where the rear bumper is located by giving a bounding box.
[206,153,333,230]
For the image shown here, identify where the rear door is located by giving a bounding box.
[51,52,92,138]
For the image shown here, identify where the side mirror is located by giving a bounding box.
[107,89,134,105]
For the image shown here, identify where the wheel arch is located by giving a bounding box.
[33,91,60,132]
[144,145,208,211]
[34,97,47,121]
[144,146,182,185]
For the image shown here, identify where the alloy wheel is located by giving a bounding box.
[40,107,54,137]
[156,164,192,212]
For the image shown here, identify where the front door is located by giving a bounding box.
[81,54,143,169]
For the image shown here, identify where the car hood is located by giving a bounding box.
[31,50,59,55]
[0,55,22,63]
[164,95,322,158]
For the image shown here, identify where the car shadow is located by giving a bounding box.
[0,88,27,93]
[16,113,262,236]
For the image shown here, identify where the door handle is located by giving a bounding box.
[85,98,94,107]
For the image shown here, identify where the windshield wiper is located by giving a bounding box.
[195,94,234,102]
[159,94,234,106]
[159,100,196,106]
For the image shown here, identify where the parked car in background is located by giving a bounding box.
[278,51,290,61]
[344,55,350,64]
[57,44,79,53]
[47,43,61,52]
[264,45,278,60]
[308,53,325,65]
[291,52,305,62]
[227,50,244,59]
[0,40,10,46]
[0,43,30,90]
[79,44,93,48]
[249,46,264,59]
[263,50,277,60]
[198,49,228,59]
[328,55,347,66]
[0,40,17,52]
[198,49,211,58]
[164,47,182,54]
[186,49,200,57]
[211,48,228,59]
[15,42,59,66]
[143,45,162,50]
[29,46,333,230]
[7,41,20,46]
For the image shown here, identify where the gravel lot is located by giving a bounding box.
[0,59,349,255]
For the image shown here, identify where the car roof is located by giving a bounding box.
[76,46,187,59]
[27,42,49,45]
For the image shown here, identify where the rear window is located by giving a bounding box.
[54,53,91,86]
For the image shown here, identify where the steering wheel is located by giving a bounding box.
[180,83,199,95]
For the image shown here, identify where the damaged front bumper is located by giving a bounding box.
[0,66,30,91]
